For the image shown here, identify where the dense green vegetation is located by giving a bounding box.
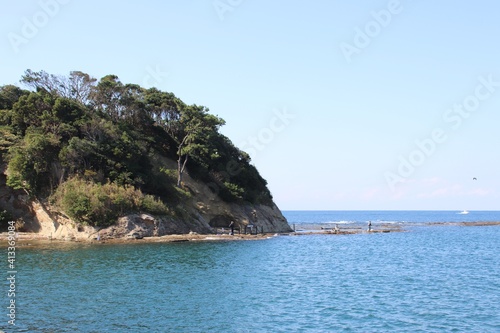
[0,70,273,227]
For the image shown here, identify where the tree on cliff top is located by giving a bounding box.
[1,70,274,212]
[175,105,225,187]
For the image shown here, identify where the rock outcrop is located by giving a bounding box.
[0,165,292,241]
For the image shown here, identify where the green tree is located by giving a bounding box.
[59,137,98,175]
[144,88,184,136]
[90,75,125,121]
[176,105,225,187]
[10,91,53,135]
[120,84,152,127]
[20,70,97,105]
[67,71,97,105]
[6,130,60,193]
[21,69,67,96]
[0,85,27,110]
[0,126,17,163]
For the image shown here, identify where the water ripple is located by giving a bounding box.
[7,226,500,332]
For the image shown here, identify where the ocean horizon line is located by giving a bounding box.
[281,209,500,212]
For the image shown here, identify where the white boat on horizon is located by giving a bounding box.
[458,210,469,215]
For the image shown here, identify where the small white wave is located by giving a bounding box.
[375,220,404,224]
[324,221,354,224]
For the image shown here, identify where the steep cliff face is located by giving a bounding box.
[184,169,291,234]
[0,165,292,240]
[0,172,40,232]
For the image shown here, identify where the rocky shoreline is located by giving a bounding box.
[2,221,498,247]
[0,231,278,247]
[1,170,293,241]
[0,225,399,246]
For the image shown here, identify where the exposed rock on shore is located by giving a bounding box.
[0,169,292,241]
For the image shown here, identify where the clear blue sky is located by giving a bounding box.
[1,0,499,210]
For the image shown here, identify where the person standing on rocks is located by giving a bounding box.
[229,221,235,235]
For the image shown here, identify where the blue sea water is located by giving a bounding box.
[285,210,500,225]
[4,211,500,332]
